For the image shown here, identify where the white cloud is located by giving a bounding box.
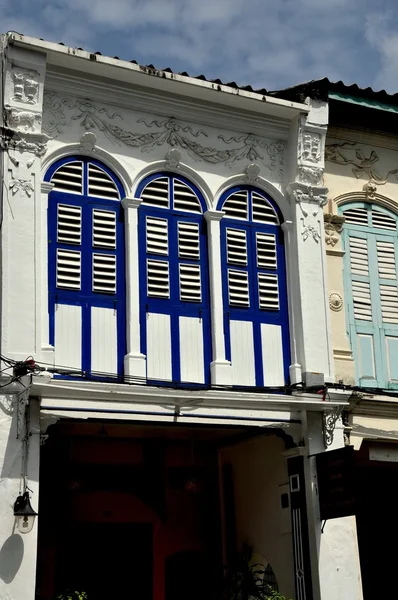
[365,11,398,91]
[1,0,395,91]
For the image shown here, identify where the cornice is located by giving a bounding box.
[328,125,398,153]
[44,70,291,139]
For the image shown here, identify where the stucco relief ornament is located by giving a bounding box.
[363,181,377,199]
[297,165,323,186]
[326,142,398,185]
[288,183,328,243]
[329,292,343,312]
[79,131,97,153]
[12,66,39,104]
[8,152,35,198]
[324,222,339,246]
[323,406,344,448]
[245,163,261,183]
[165,148,181,168]
[300,132,322,163]
[5,106,41,132]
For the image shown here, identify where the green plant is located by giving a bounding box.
[56,592,87,600]
[225,545,290,600]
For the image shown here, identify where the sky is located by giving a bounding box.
[2,0,398,93]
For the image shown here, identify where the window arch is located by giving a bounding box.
[217,186,290,386]
[45,156,126,379]
[137,173,211,385]
[341,201,398,388]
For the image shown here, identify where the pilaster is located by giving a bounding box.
[121,197,146,381]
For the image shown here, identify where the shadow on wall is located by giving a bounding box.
[0,534,24,583]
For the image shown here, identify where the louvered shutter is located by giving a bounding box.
[93,209,116,248]
[141,177,170,208]
[147,260,170,298]
[173,179,202,213]
[252,192,279,224]
[52,161,83,194]
[223,191,248,219]
[88,163,120,200]
[56,249,81,289]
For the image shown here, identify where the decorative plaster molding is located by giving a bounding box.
[323,406,344,448]
[326,141,398,185]
[5,105,41,132]
[329,292,343,311]
[288,182,328,243]
[42,92,284,176]
[363,181,377,199]
[165,148,181,169]
[8,152,35,197]
[297,165,323,186]
[324,213,345,246]
[1,131,49,158]
[245,163,260,183]
[12,65,40,105]
[300,132,322,164]
[79,131,97,153]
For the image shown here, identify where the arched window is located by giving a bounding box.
[46,157,126,379]
[137,173,211,385]
[218,186,289,386]
[341,202,398,388]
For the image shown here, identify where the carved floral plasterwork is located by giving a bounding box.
[329,292,343,312]
[288,183,328,243]
[8,153,35,198]
[326,141,398,186]
[12,66,40,105]
[42,93,285,177]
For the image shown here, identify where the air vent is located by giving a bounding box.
[372,209,396,231]
[256,232,277,269]
[352,281,372,320]
[173,179,202,213]
[93,209,116,248]
[349,237,369,276]
[228,269,249,306]
[226,228,247,265]
[93,254,117,293]
[146,217,169,255]
[258,273,279,310]
[222,191,248,220]
[377,241,396,279]
[56,249,81,290]
[51,161,83,194]
[380,285,398,323]
[343,207,368,226]
[141,177,170,208]
[178,222,200,260]
[147,259,170,298]
[88,163,120,200]
[57,204,82,245]
[179,264,202,302]
[252,192,278,224]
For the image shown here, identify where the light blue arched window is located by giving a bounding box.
[217,186,290,386]
[341,202,398,388]
[137,173,211,385]
[46,156,126,379]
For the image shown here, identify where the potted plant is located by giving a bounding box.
[55,592,87,600]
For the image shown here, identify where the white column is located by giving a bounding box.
[121,197,146,381]
[281,220,302,385]
[204,210,232,385]
[302,411,363,600]
[39,182,55,362]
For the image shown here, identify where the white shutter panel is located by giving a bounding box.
[56,249,81,290]
[179,264,202,302]
[93,209,117,248]
[88,164,120,200]
[173,180,201,213]
[147,259,170,298]
[252,192,278,224]
[57,204,82,245]
[93,254,117,293]
[141,177,170,208]
[146,217,169,255]
[377,241,396,279]
[352,281,372,320]
[258,273,279,310]
[51,161,83,194]
[222,191,248,220]
[226,229,247,265]
[372,209,396,231]
[228,270,249,306]
[256,232,277,269]
[178,222,200,259]
[380,285,398,323]
[349,237,369,276]
[344,207,368,226]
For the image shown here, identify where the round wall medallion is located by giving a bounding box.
[329,292,343,311]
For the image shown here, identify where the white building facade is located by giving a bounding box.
[0,34,362,600]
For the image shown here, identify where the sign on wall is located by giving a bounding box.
[316,446,356,520]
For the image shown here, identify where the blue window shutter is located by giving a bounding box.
[218,186,290,387]
[342,202,398,389]
[137,173,211,385]
[46,156,126,380]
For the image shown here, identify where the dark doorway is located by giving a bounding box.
[55,522,153,600]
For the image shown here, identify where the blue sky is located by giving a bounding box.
[2,0,398,93]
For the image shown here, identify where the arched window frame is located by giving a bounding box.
[340,200,398,389]
[45,155,126,380]
[136,172,211,385]
[217,185,290,386]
